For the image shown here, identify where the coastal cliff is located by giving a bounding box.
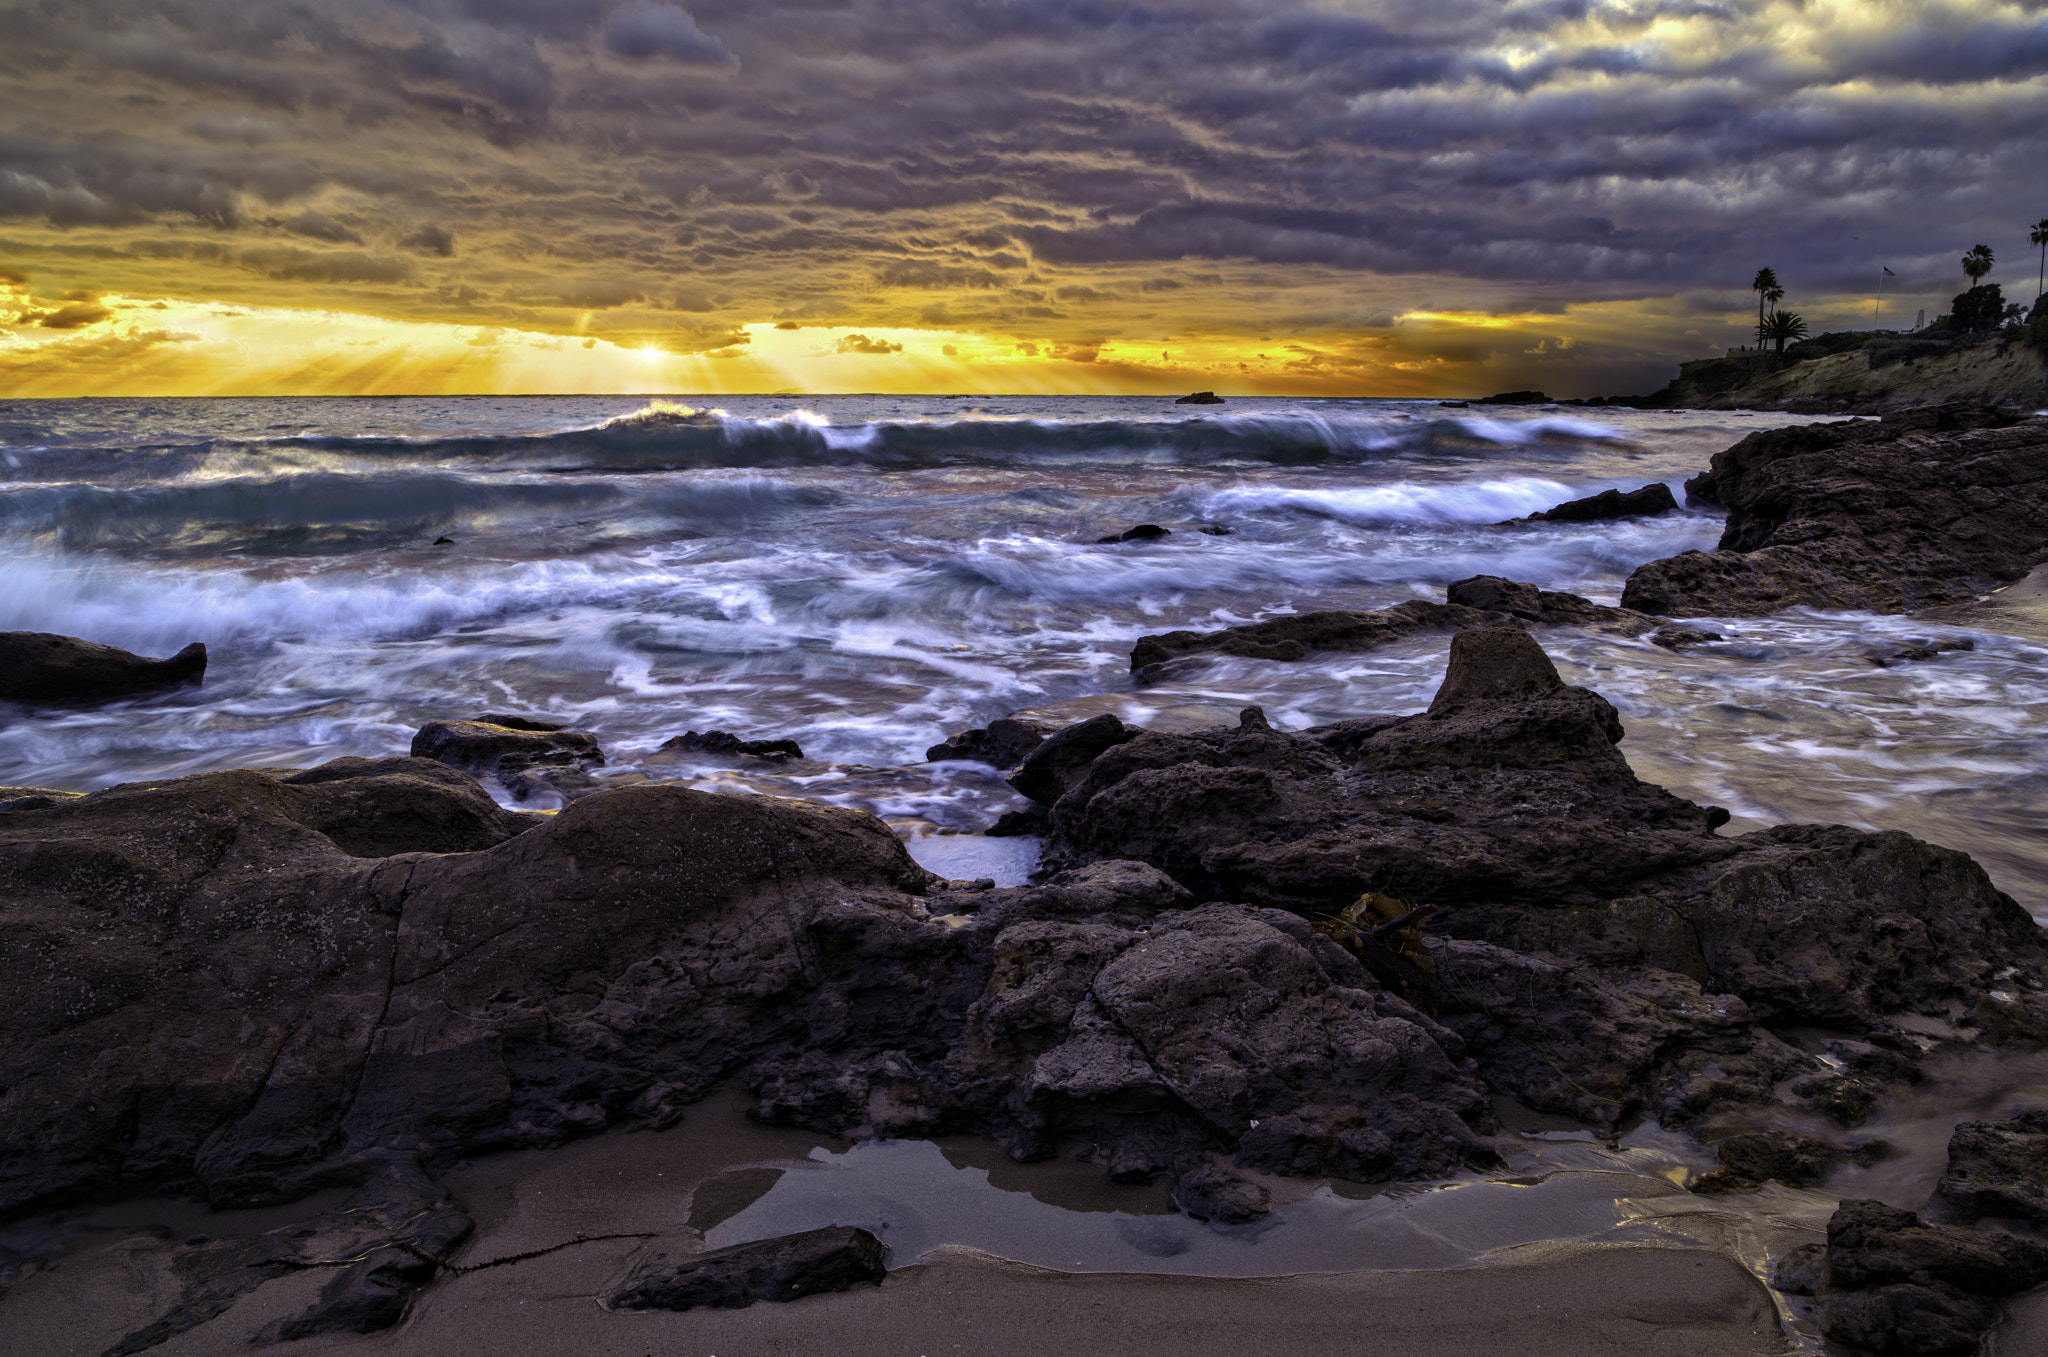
[1631,332,2048,414]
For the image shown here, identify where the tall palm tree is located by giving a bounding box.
[2032,219,2048,301]
[1963,244,1994,286]
[1751,267,1780,347]
[1761,310,1809,354]
[1755,281,1785,348]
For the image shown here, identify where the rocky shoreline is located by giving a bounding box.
[4,406,2048,1353]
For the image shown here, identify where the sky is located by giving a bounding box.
[2,0,2046,399]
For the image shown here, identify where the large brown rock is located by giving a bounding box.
[0,632,205,706]
[1622,407,2048,616]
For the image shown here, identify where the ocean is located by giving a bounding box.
[1,393,2043,917]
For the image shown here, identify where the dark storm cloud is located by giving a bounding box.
[0,0,2041,333]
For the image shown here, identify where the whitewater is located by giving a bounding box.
[1,392,2043,919]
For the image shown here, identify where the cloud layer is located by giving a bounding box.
[3,0,2045,393]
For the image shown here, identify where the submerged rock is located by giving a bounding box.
[411,718,604,776]
[1096,523,1171,543]
[605,1226,887,1311]
[0,631,206,707]
[1128,579,1658,684]
[1523,483,1678,522]
[1622,406,2048,616]
[1689,1130,1844,1193]
[927,716,1049,768]
[661,729,805,761]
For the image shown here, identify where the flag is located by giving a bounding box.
[1883,267,1896,276]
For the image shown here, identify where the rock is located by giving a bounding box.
[1174,390,1225,404]
[104,1155,470,1354]
[1802,1199,2048,1355]
[1476,390,1549,405]
[1438,400,1471,408]
[605,1226,887,1311]
[0,776,927,1217]
[1428,626,1564,712]
[1096,523,1171,543]
[473,712,565,732]
[984,806,1048,837]
[276,756,538,856]
[1129,582,1659,684]
[0,632,206,707]
[1622,408,2048,616]
[1937,1109,2048,1226]
[1524,483,1679,522]
[1173,1153,1272,1223]
[1007,713,1138,805]
[1870,638,1974,668]
[660,729,804,761]
[1651,627,1724,649]
[1028,630,2046,1125]
[1689,1130,1844,1192]
[411,719,604,776]
[927,717,1050,768]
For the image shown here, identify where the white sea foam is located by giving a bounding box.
[1197,478,1575,525]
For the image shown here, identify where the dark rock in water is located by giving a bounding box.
[1870,638,1974,668]
[501,765,649,805]
[1938,1109,2048,1226]
[1096,523,1171,543]
[1524,483,1679,522]
[1477,390,1548,405]
[661,729,805,761]
[432,536,454,546]
[1130,581,1659,684]
[1198,523,1232,535]
[1651,627,1724,649]
[473,712,565,732]
[1174,390,1225,404]
[0,632,206,707]
[1622,406,2048,617]
[1173,1153,1272,1223]
[1689,1130,1843,1192]
[411,719,604,776]
[1784,1199,2048,1355]
[985,806,1048,837]
[605,1226,887,1311]
[1795,1073,1883,1126]
[927,716,1049,768]
[1429,626,1563,712]
[1438,400,1471,408]
[1007,713,1138,805]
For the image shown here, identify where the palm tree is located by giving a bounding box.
[1754,281,1785,348]
[1751,267,1780,348]
[1963,244,1994,287]
[1761,309,1809,354]
[2032,219,2048,301]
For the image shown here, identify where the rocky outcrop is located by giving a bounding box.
[1622,406,2048,616]
[1523,482,1678,522]
[1775,1199,2048,1355]
[6,629,2047,1349]
[1127,579,1657,684]
[0,632,206,707]
[1174,390,1225,404]
[1033,629,2047,1125]
[1937,1110,2048,1227]
[605,1226,887,1312]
